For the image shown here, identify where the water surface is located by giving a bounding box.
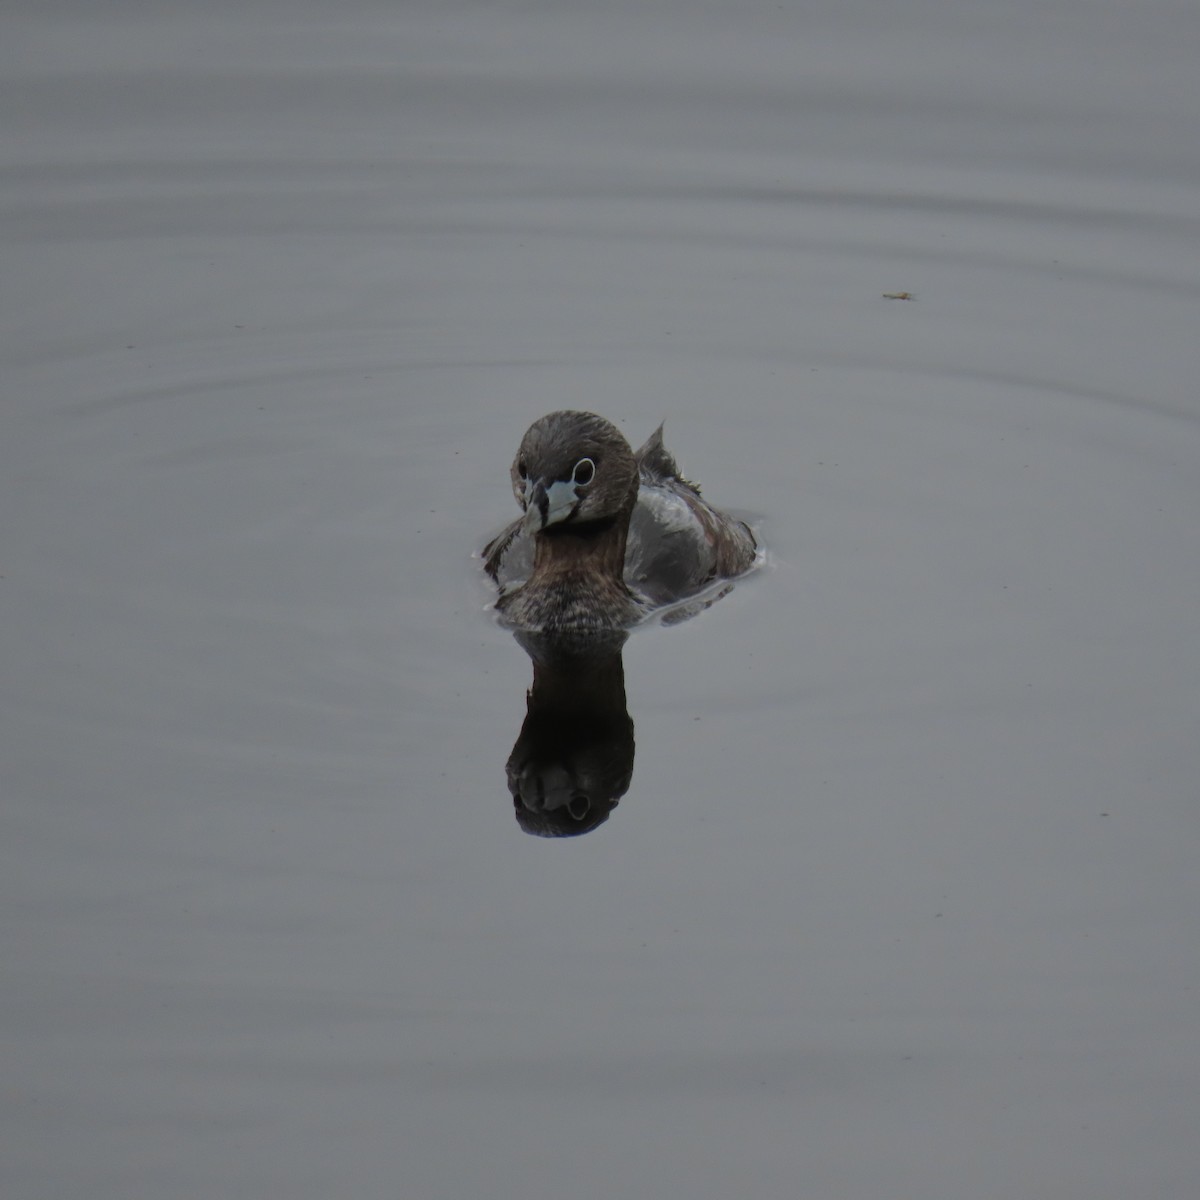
[4,3,1199,1197]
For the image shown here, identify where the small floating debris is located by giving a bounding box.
[882,291,915,300]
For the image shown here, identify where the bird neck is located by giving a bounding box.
[531,511,630,586]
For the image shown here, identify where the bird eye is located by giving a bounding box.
[517,459,528,480]
[572,457,595,486]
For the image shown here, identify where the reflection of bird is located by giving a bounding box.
[484,411,758,633]
[506,631,633,838]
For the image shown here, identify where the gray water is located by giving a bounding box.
[4,2,1199,1197]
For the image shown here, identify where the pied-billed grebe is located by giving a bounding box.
[483,411,758,632]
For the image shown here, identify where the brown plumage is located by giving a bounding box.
[484,411,757,633]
